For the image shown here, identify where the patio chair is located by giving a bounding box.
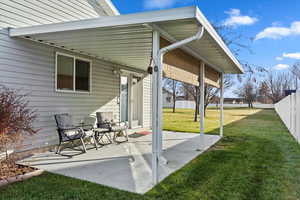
[54,113,98,154]
[96,112,129,143]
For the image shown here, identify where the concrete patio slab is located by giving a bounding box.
[21,132,221,194]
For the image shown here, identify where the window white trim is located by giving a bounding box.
[55,52,92,94]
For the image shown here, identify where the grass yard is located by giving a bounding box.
[1,108,300,200]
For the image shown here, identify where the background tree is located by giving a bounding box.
[235,80,257,108]
[204,75,234,115]
[290,62,300,90]
[182,83,199,122]
[261,71,293,103]
[163,78,181,113]
[257,81,271,104]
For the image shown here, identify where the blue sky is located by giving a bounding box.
[111,0,300,96]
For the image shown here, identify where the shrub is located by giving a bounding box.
[0,85,37,160]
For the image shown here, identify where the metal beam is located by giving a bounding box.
[220,73,224,137]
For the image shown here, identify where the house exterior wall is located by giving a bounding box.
[0,0,112,29]
[0,29,152,150]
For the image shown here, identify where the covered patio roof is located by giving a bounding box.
[9,6,243,76]
[10,6,242,186]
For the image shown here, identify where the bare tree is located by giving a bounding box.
[262,72,293,103]
[204,75,234,115]
[182,75,233,121]
[290,62,300,89]
[182,83,199,122]
[257,81,271,104]
[235,80,257,108]
[163,78,181,113]
[213,24,267,82]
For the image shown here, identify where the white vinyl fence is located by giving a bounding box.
[164,100,274,109]
[275,91,300,143]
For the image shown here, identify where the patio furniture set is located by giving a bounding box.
[54,112,129,154]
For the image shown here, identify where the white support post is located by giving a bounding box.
[220,73,224,137]
[199,62,205,149]
[151,30,160,184]
[151,26,205,184]
[128,74,133,129]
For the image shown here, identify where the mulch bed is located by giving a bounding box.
[0,159,35,181]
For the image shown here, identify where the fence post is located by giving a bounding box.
[296,91,300,143]
[291,94,294,137]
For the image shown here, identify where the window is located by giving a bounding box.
[57,54,74,91]
[56,53,91,92]
[75,59,90,91]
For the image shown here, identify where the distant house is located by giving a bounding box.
[163,88,194,108]
[224,98,245,104]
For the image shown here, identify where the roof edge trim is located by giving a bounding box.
[9,6,197,37]
[99,0,120,16]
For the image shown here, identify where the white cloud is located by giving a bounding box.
[274,64,290,70]
[276,56,283,61]
[226,8,241,16]
[255,21,300,40]
[222,9,258,27]
[144,0,175,9]
[283,52,300,59]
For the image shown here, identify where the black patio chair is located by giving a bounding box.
[54,113,98,154]
[96,112,128,143]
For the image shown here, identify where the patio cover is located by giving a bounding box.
[8,6,244,186]
[9,6,243,87]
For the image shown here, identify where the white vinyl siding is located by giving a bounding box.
[143,75,152,128]
[0,29,120,150]
[0,0,109,29]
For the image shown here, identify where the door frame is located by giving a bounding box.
[120,72,144,129]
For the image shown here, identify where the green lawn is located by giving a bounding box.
[1,108,300,200]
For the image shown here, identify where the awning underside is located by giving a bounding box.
[9,7,243,86]
[23,24,154,72]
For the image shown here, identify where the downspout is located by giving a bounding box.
[152,26,205,184]
[157,26,205,58]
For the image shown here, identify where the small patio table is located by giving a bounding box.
[93,128,112,145]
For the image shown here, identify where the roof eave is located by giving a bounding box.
[8,6,244,74]
[194,7,244,74]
